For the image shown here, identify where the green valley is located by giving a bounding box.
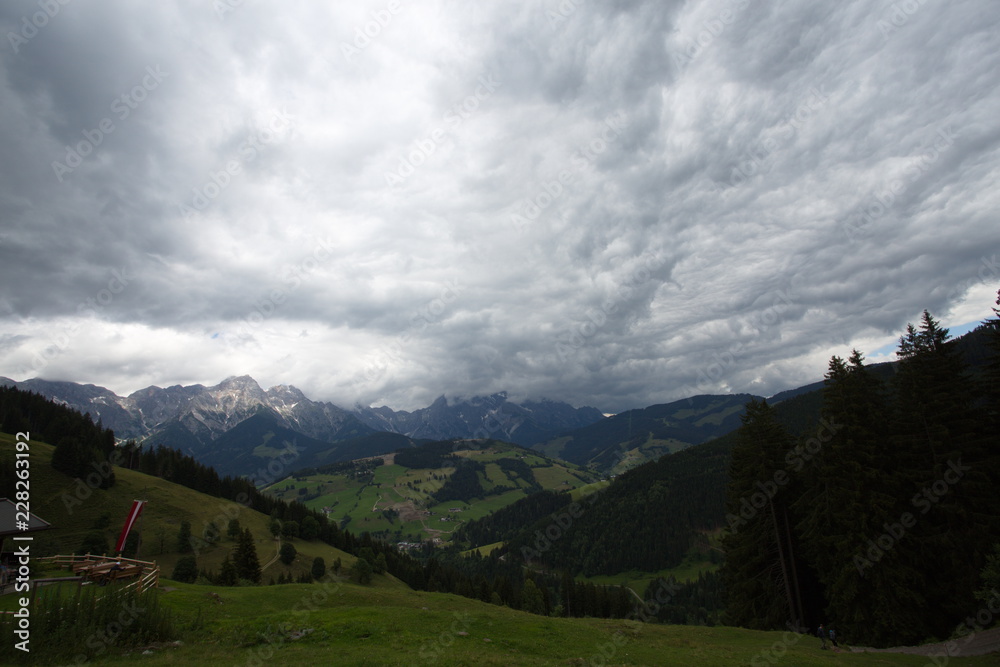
[262,439,598,545]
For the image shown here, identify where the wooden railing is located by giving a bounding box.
[35,553,159,594]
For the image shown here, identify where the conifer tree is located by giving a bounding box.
[891,310,998,636]
[521,578,545,615]
[176,521,193,554]
[560,571,577,617]
[51,436,81,478]
[352,557,373,584]
[218,555,238,586]
[795,351,925,646]
[721,399,803,629]
[983,290,1000,430]
[234,528,262,583]
[374,553,388,575]
[77,530,109,556]
[311,556,326,580]
[171,555,198,583]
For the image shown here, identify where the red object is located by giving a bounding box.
[115,500,145,554]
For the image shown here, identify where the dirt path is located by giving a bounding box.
[420,519,454,538]
[260,536,282,571]
[850,627,1000,658]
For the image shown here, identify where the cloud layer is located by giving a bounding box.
[1,0,998,412]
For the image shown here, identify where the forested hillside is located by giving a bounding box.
[723,304,1000,648]
[0,388,635,623]
[0,384,118,495]
[450,301,1000,642]
[533,393,757,472]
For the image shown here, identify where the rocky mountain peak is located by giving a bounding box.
[1,375,607,450]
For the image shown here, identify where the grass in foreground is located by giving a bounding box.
[31,578,1000,666]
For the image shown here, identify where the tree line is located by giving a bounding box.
[0,385,117,492]
[722,297,1000,647]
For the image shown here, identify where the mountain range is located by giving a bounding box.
[0,372,775,478]
[4,325,990,478]
[0,375,605,475]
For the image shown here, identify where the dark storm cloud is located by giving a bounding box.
[0,0,998,413]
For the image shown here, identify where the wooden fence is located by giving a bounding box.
[34,553,159,594]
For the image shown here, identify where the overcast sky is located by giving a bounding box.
[1,0,998,413]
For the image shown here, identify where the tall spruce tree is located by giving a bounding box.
[890,310,999,640]
[984,290,1000,430]
[176,521,193,554]
[795,351,927,646]
[234,528,262,583]
[218,555,238,586]
[722,399,803,630]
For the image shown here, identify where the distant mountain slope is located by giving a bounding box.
[352,392,605,446]
[195,408,419,479]
[0,377,605,474]
[533,393,760,472]
[0,376,146,437]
